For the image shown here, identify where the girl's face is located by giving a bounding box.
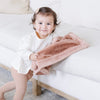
[33,14,55,39]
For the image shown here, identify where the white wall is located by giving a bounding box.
[30,0,100,30]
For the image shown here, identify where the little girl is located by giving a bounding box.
[0,7,59,100]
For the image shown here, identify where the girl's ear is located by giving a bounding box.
[33,22,36,30]
[54,25,56,30]
[53,25,56,30]
[52,25,56,33]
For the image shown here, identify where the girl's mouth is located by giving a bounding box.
[41,30,47,32]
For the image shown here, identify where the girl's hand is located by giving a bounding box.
[29,53,38,61]
[52,36,63,43]
[31,61,38,71]
[27,70,33,80]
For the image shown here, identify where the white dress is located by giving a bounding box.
[11,31,54,74]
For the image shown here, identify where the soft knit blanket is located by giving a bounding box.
[31,32,89,75]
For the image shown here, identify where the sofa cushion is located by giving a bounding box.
[0,14,33,51]
[0,0,30,14]
[60,0,100,30]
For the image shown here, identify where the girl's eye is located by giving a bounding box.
[47,23,50,25]
[39,22,42,24]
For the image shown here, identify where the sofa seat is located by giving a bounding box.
[35,70,100,100]
[0,14,100,82]
[53,25,100,82]
[0,45,15,67]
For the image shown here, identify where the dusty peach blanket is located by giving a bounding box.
[32,32,89,75]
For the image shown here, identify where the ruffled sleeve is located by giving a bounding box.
[11,34,33,74]
[17,34,33,61]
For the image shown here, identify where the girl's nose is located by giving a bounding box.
[42,24,47,28]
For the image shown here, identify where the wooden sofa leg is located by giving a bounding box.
[32,78,41,96]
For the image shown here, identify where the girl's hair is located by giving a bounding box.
[32,7,59,32]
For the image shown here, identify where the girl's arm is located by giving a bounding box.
[17,34,33,61]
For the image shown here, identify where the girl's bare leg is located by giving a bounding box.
[11,68,30,100]
[0,80,15,100]
[0,68,33,100]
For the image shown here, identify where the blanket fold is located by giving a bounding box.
[32,32,89,74]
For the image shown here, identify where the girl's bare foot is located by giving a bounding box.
[0,90,5,100]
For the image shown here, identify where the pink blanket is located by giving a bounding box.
[31,32,89,75]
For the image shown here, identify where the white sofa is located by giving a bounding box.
[0,0,100,100]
